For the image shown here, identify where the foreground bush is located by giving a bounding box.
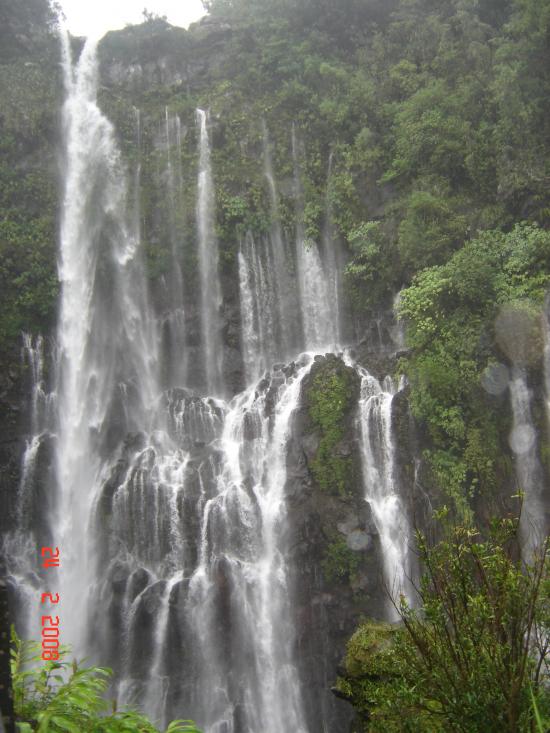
[11,630,201,733]
[336,516,550,732]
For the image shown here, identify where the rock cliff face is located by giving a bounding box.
[99,18,233,92]
[0,368,25,536]
[289,355,381,730]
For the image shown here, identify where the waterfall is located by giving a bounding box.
[7,37,422,733]
[3,334,55,638]
[53,34,160,657]
[262,122,301,357]
[353,363,413,617]
[4,38,313,730]
[23,333,49,436]
[186,356,311,732]
[196,109,224,396]
[161,107,188,388]
[16,335,53,526]
[509,369,546,556]
[238,237,260,383]
[98,358,312,732]
[238,231,278,384]
[292,128,338,351]
[238,126,341,380]
[321,152,342,346]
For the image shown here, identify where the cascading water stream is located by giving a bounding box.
[237,124,343,383]
[238,231,278,383]
[54,33,160,657]
[321,152,342,346]
[186,356,311,732]
[508,368,547,556]
[196,109,224,396]
[352,362,413,617]
[3,334,55,638]
[98,358,312,732]
[16,335,52,525]
[261,122,301,357]
[161,107,188,388]
[292,128,338,351]
[46,47,316,727]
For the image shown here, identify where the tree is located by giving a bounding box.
[0,0,59,59]
[396,224,550,512]
[141,8,168,23]
[336,515,550,732]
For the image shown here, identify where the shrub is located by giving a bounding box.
[336,515,550,732]
[11,629,201,733]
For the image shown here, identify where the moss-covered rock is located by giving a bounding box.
[304,354,360,496]
[334,621,401,731]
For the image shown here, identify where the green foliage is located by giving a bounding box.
[397,224,550,511]
[335,621,411,732]
[322,537,361,583]
[530,684,549,733]
[336,0,549,297]
[492,0,550,221]
[203,0,396,46]
[382,80,472,185]
[345,221,397,309]
[337,518,550,732]
[397,188,468,272]
[307,358,357,495]
[0,0,60,360]
[11,628,202,733]
[0,0,60,60]
[91,0,549,356]
[0,63,57,139]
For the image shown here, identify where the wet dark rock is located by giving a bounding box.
[129,580,166,678]
[108,561,130,595]
[0,361,27,535]
[128,567,152,602]
[301,432,320,462]
[223,345,245,395]
[284,354,387,731]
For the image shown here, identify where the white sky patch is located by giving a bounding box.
[59,0,206,39]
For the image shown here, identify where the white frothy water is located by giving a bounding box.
[54,33,160,656]
[262,122,302,357]
[237,127,343,385]
[292,128,338,352]
[186,356,312,732]
[161,107,188,388]
[50,52,316,725]
[321,151,342,346]
[352,362,413,617]
[196,109,224,396]
[3,334,55,639]
[509,368,546,556]
[100,359,311,732]
[17,335,55,525]
[238,231,279,383]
